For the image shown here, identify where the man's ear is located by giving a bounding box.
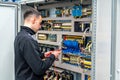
[31,16,36,24]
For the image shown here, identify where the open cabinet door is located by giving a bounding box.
[0,3,18,80]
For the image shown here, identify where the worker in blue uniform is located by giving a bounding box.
[14,8,61,80]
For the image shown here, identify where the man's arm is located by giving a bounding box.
[20,38,56,76]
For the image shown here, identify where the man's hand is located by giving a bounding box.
[44,51,52,57]
[44,49,61,58]
[51,49,61,58]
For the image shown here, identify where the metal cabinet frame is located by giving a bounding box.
[0,0,117,79]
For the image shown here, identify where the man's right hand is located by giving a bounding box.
[51,49,61,58]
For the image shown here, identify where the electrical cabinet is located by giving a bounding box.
[0,0,114,80]
[20,0,92,80]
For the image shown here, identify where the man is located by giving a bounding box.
[14,8,61,80]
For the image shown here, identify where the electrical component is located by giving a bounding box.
[48,34,57,42]
[80,58,91,70]
[72,5,82,18]
[60,71,74,80]
[63,35,85,47]
[44,70,74,80]
[62,39,81,65]
[74,22,92,32]
[62,54,80,65]
[39,9,49,18]
[39,44,58,54]
[41,21,52,30]
[48,72,56,80]
[61,35,92,70]
[84,37,92,54]
[62,54,91,70]
[55,7,72,17]
[44,70,53,80]
[62,40,81,55]
[57,6,72,17]
[37,33,57,42]
[62,54,70,64]
[72,3,92,18]
[55,7,63,17]
[53,23,62,30]
[49,8,56,17]
[84,41,92,54]
[70,55,80,65]
[41,20,72,31]
[82,7,92,18]
[37,33,47,40]
[85,75,91,80]
[63,8,71,17]
[61,23,72,31]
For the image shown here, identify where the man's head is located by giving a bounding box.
[23,8,42,32]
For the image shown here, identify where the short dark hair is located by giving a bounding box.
[24,8,41,19]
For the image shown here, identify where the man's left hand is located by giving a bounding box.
[44,51,52,57]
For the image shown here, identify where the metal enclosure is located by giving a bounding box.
[92,0,112,80]
[0,3,18,80]
[0,0,117,80]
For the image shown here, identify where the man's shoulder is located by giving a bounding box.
[16,31,32,42]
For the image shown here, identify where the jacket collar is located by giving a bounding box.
[21,26,36,35]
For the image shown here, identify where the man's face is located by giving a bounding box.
[33,15,42,32]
